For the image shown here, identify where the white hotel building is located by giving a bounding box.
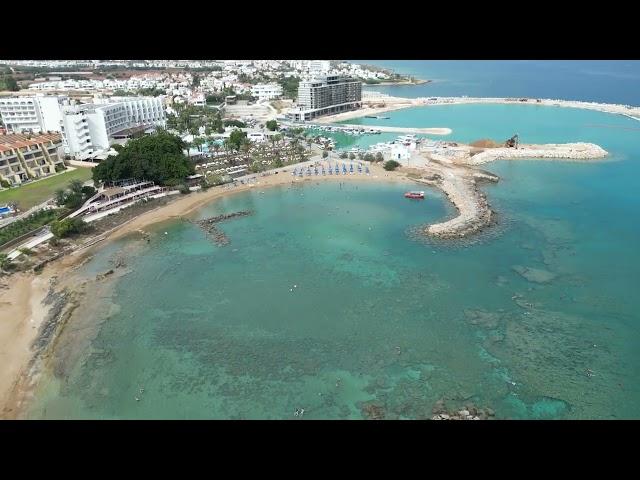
[250,83,283,101]
[0,95,69,133]
[60,96,165,159]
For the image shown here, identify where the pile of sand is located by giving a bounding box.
[470,139,502,148]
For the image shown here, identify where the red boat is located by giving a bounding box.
[404,191,425,199]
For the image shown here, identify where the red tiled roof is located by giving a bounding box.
[0,132,62,153]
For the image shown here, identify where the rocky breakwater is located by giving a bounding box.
[192,211,253,246]
[431,398,496,420]
[468,143,608,165]
[414,161,499,239]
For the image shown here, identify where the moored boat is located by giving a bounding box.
[404,191,425,199]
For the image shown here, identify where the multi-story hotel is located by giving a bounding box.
[60,96,165,159]
[250,83,283,101]
[0,95,69,133]
[0,133,65,186]
[0,95,165,160]
[287,75,362,121]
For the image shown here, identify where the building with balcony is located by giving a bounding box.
[286,75,362,122]
[0,95,69,133]
[60,96,165,160]
[0,133,65,186]
[250,83,283,101]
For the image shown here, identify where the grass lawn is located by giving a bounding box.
[0,167,93,211]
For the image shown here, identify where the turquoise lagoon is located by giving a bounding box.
[28,103,640,419]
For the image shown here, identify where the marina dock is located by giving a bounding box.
[295,122,451,136]
[339,124,452,135]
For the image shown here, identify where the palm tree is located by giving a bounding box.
[54,189,66,206]
[69,179,84,194]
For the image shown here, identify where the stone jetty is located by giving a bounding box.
[413,161,499,239]
[192,210,252,246]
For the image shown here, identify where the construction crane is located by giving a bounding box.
[505,134,519,149]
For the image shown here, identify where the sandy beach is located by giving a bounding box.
[0,272,54,416]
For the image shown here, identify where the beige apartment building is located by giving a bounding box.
[0,133,65,186]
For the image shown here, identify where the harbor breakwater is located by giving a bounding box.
[414,141,608,239]
[468,143,609,165]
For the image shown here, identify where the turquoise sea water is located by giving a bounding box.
[355,60,640,105]
[27,102,640,419]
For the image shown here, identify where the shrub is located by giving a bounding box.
[383,160,401,171]
[375,152,384,163]
[349,153,356,160]
[206,175,225,186]
[50,217,88,238]
[18,247,34,256]
[322,150,328,159]
[224,119,247,128]
[178,184,191,194]
[339,152,348,159]
[64,191,84,210]
[81,186,96,198]
[0,253,14,271]
[0,179,10,188]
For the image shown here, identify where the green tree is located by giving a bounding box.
[68,179,84,195]
[50,217,88,238]
[81,185,96,198]
[265,120,278,131]
[383,160,401,171]
[375,152,384,163]
[322,150,328,159]
[64,191,84,210]
[54,189,67,206]
[192,137,206,152]
[339,152,348,159]
[226,129,248,151]
[278,76,300,99]
[0,75,19,91]
[349,153,356,160]
[0,253,13,271]
[93,131,194,186]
